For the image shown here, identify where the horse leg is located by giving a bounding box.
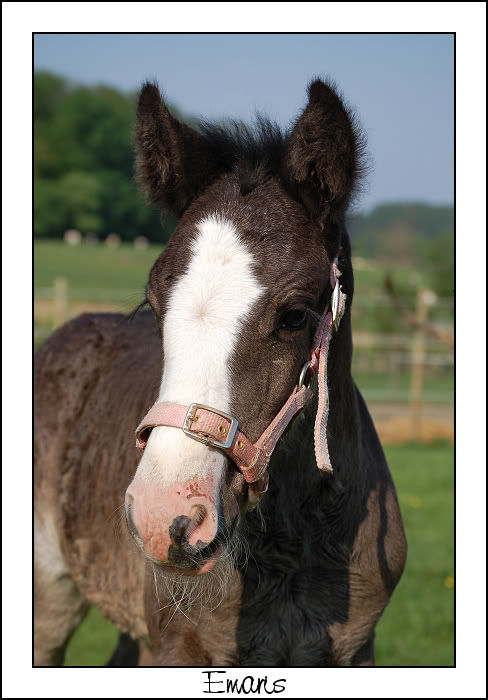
[105,635,153,667]
[138,641,154,666]
[34,513,88,666]
[350,632,376,666]
[105,633,140,667]
[329,624,377,667]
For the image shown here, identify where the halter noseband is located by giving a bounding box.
[135,258,346,508]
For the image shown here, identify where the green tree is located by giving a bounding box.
[34,71,186,242]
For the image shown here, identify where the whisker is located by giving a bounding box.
[105,504,126,546]
[149,543,237,624]
[105,503,125,527]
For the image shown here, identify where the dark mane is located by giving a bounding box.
[197,115,287,195]
[135,78,367,213]
[197,77,368,204]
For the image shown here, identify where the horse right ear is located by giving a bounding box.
[134,82,217,217]
[285,79,365,225]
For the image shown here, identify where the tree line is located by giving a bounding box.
[34,71,453,295]
[34,71,183,242]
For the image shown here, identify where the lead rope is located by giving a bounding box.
[312,260,346,473]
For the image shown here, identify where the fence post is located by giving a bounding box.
[54,277,68,327]
[409,288,428,440]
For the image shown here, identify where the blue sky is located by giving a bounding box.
[34,33,454,212]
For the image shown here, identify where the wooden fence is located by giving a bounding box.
[35,278,454,441]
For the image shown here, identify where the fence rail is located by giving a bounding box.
[34,279,454,439]
[34,286,455,307]
[35,287,144,302]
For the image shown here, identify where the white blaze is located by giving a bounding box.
[136,215,264,488]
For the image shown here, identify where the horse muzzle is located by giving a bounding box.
[125,475,221,574]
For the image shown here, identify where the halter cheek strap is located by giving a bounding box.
[135,258,346,506]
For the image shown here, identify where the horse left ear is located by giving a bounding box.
[134,82,219,217]
[285,79,365,226]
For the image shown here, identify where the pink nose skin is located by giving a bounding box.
[125,476,219,570]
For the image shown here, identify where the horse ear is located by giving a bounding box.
[286,79,365,224]
[134,82,216,216]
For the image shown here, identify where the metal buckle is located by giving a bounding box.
[298,361,313,390]
[183,403,239,450]
[331,279,345,332]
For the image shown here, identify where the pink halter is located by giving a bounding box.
[135,259,346,506]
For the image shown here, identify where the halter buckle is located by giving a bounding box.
[183,403,238,450]
[298,361,313,390]
[331,279,345,331]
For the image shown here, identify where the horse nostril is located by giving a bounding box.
[186,504,207,539]
[168,504,208,547]
[124,493,140,542]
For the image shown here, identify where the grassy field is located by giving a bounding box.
[34,238,453,357]
[352,371,453,404]
[34,240,161,301]
[34,240,451,307]
[64,442,454,667]
[34,242,453,406]
[374,442,454,666]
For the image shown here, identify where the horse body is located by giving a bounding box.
[34,79,407,667]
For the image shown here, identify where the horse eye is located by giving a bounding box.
[281,308,308,330]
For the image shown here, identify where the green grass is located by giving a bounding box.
[34,240,162,301]
[375,443,454,666]
[353,371,454,403]
[34,239,452,303]
[34,240,415,298]
[64,608,119,667]
[34,240,453,339]
[64,442,453,667]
